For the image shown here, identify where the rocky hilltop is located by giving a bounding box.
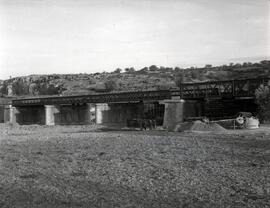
[1,61,270,97]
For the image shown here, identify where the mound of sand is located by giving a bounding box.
[174,120,226,132]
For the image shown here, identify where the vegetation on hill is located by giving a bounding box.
[0,60,270,97]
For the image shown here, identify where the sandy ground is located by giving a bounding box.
[0,124,269,208]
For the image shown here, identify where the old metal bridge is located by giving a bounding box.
[12,77,269,106]
[179,77,269,99]
[12,90,172,107]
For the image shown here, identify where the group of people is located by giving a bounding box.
[138,119,157,130]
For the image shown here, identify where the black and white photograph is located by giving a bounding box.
[0,0,269,207]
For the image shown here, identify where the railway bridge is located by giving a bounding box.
[2,77,269,129]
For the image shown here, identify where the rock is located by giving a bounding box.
[7,85,13,96]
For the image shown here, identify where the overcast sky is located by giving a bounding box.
[0,0,269,79]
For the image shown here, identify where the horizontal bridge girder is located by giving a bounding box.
[12,90,172,106]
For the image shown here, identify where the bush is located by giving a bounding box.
[255,82,270,123]
[114,68,122,73]
[12,80,29,95]
[156,82,172,90]
[104,79,119,92]
[125,67,135,73]
[0,83,7,95]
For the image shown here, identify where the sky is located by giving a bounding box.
[0,0,269,79]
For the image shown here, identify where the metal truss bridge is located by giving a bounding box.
[178,77,269,99]
[12,77,269,106]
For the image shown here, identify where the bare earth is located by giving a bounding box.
[0,124,269,208]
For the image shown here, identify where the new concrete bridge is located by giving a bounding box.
[1,77,269,128]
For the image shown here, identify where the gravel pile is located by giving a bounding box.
[174,120,227,132]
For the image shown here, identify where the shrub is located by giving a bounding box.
[255,82,270,123]
[114,68,122,73]
[0,83,7,95]
[12,80,29,95]
[149,65,159,71]
[125,67,135,73]
[104,79,119,92]
[156,82,173,90]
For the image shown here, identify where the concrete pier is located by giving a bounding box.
[163,99,185,131]
[95,103,108,124]
[85,103,93,124]
[9,106,19,124]
[45,105,59,125]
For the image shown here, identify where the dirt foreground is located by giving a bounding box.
[0,124,269,208]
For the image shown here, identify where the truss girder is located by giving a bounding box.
[12,90,172,106]
[180,77,269,99]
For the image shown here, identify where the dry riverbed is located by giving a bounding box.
[0,124,269,208]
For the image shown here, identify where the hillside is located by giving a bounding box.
[1,60,270,97]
